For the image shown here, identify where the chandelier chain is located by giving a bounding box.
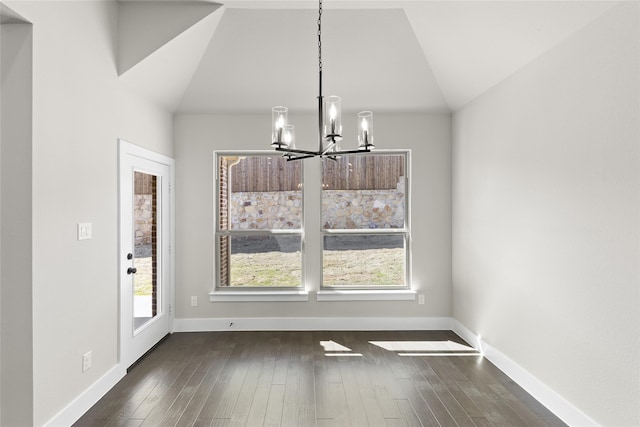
[318,0,322,73]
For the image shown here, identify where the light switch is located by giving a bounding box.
[78,223,92,240]
[82,351,92,372]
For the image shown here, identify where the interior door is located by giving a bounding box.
[119,140,174,369]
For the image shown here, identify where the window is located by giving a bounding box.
[214,150,410,294]
[216,153,303,288]
[321,152,409,288]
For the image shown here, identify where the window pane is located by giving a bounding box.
[133,172,159,330]
[219,155,302,230]
[222,235,302,287]
[323,235,405,287]
[322,155,405,229]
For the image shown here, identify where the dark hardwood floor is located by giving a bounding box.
[74,331,566,427]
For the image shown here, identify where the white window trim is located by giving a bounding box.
[209,290,309,302]
[214,151,305,290]
[208,289,414,302]
[213,149,414,297]
[316,289,416,301]
[320,150,411,290]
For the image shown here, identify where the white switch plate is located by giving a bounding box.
[191,296,198,307]
[418,294,425,305]
[82,351,92,372]
[78,223,92,240]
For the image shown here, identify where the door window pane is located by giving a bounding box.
[134,172,159,330]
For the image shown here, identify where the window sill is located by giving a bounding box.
[209,290,309,302]
[316,289,417,302]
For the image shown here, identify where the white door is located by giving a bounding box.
[119,140,174,369]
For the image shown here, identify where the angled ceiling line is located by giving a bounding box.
[117,0,223,76]
[118,2,226,111]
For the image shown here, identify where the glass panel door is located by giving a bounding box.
[119,140,173,369]
[133,171,159,331]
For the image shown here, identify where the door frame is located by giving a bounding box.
[118,139,175,367]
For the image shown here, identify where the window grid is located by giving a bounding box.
[320,151,410,290]
[215,152,304,289]
[214,150,410,291]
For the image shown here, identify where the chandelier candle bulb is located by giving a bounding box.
[358,111,374,150]
[284,124,295,148]
[323,96,342,138]
[330,107,336,134]
[271,106,288,146]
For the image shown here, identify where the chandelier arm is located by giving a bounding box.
[321,138,336,156]
[326,148,372,156]
[275,147,318,156]
[285,154,316,162]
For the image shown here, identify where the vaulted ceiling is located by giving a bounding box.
[117,0,618,114]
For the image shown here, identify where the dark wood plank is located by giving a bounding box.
[312,335,333,421]
[425,355,487,421]
[338,356,371,426]
[280,360,301,426]
[295,358,317,426]
[272,332,292,385]
[453,355,556,427]
[390,340,459,427]
[192,341,249,425]
[227,353,265,425]
[137,354,207,425]
[244,338,277,426]
[325,382,351,427]
[74,331,567,427]
[412,356,477,427]
[397,377,442,426]
[263,383,285,426]
[395,398,425,427]
[171,346,235,426]
[348,352,388,426]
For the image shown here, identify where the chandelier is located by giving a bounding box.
[270,0,375,161]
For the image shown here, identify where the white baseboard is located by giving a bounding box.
[174,316,453,332]
[44,364,126,427]
[451,319,597,427]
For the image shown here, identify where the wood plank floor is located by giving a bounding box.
[74,331,566,427]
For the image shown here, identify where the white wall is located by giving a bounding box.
[174,113,451,321]
[5,1,173,425]
[1,19,33,426]
[452,3,639,426]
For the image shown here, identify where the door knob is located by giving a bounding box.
[127,267,137,275]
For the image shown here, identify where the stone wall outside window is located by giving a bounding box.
[230,186,404,230]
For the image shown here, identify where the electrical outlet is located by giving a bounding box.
[82,351,92,372]
[418,294,425,305]
[191,296,198,307]
[78,222,92,240]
